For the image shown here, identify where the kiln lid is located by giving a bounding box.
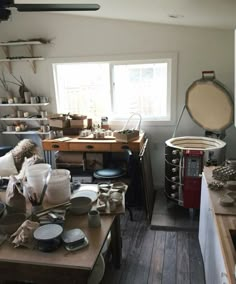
[186,71,233,132]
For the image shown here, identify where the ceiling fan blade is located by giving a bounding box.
[14,4,100,12]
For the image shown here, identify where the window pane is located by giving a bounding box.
[112,63,168,119]
[53,63,111,119]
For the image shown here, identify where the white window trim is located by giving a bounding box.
[48,52,178,127]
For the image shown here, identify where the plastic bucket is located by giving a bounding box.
[46,169,71,204]
[26,163,51,177]
[26,163,51,196]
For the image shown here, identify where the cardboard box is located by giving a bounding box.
[113,130,139,142]
[70,119,88,129]
[49,118,70,129]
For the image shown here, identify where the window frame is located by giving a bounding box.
[49,52,177,127]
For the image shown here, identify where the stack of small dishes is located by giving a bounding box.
[61,228,88,251]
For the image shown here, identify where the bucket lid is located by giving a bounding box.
[185,71,233,132]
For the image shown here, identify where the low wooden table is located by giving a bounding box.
[0,203,122,284]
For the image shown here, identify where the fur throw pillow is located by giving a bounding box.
[11,139,39,172]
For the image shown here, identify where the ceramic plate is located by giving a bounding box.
[72,190,98,203]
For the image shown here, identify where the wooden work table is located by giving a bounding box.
[0,191,123,284]
[42,132,155,223]
[202,167,236,284]
[42,133,145,153]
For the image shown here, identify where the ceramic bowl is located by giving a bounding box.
[70,196,93,215]
[0,213,26,235]
[33,224,63,252]
[112,182,127,192]
[109,192,123,206]
[98,182,111,193]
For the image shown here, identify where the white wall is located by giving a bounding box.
[0,12,235,188]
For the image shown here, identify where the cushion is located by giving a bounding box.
[0,152,18,177]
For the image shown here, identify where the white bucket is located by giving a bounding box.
[46,169,71,204]
[26,163,51,177]
[26,163,51,197]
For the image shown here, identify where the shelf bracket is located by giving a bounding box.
[29,60,37,73]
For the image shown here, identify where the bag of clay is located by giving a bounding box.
[6,176,26,213]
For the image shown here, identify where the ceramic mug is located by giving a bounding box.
[88,210,101,228]
[17,110,23,118]
[40,111,48,118]
[24,92,31,104]
[30,96,40,104]
[39,96,49,103]
[6,125,14,132]
[13,97,20,103]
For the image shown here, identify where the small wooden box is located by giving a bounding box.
[49,118,70,129]
[113,130,139,142]
[70,119,88,129]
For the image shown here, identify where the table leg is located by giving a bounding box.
[110,215,122,268]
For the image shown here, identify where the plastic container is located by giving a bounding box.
[26,163,51,197]
[26,163,51,177]
[46,169,71,204]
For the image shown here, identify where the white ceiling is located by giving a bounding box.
[15,0,236,30]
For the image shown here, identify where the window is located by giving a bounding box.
[52,54,176,124]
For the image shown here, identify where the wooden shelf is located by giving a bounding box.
[0,103,49,107]
[0,41,44,46]
[0,40,48,73]
[0,57,44,62]
[2,131,50,135]
[0,118,48,121]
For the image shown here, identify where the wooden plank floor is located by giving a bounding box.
[151,191,199,231]
[102,209,205,284]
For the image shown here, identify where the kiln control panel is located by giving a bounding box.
[185,156,202,177]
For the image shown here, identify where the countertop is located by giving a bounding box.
[204,167,236,284]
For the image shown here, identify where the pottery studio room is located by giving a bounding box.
[0,1,236,284]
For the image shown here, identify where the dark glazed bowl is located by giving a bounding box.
[33,224,63,252]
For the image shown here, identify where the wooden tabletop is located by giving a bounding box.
[42,132,145,153]
[0,189,121,283]
[0,213,113,270]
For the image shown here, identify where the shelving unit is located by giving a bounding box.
[0,40,48,73]
[0,102,50,136]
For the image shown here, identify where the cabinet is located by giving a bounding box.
[199,174,229,284]
[0,102,50,135]
[0,40,49,73]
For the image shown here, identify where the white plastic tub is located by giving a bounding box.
[46,169,71,204]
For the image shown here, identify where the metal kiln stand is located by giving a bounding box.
[165,71,234,209]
